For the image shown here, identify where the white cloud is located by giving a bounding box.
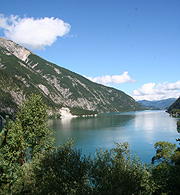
[131,81,180,101]
[0,14,71,50]
[85,71,136,86]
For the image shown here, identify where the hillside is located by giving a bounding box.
[138,98,176,110]
[166,97,180,114]
[0,37,142,117]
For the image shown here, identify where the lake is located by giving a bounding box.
[49,110,180,164]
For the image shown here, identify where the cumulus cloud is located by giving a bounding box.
[0,14,71,50]
[86,71,136,86]
[131,81,180,101]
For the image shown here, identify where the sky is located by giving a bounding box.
[0,0,180,101]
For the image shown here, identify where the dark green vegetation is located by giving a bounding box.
[0,94,54,194]
[138,98,176,110]
[0,37,142,119]
[151,141,180,194]
[167,97,180,116]
[177,120,180,129]
[167,97,180,132]
[70,107,98,116]
[0,94,180,194]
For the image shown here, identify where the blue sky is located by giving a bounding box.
[0,0,180,101]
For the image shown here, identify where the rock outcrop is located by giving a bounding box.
[0,37,142,116]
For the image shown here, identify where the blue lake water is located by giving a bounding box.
[49,110,180,163]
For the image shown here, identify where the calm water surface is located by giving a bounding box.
[49,110,180,163]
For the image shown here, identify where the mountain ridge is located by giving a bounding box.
[0,37,142,117]
[138,98,177,110]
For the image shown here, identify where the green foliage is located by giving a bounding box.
[88,142,153,195]
[152,162,180,195]
[1,90,180,194]
[152,141,176,165]
[170,109,180,116]
[16,94,54,159]
[151,141,180,194]
[30,139,90,195]
[0,116,15,192]
[0,94,55,194]
[177,120,180,127]
[16,141,154,195]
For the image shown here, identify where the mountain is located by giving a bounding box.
[138,98,177,110]
[0,37,142,117]
[166,97,180,114]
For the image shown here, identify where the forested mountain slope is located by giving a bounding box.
[0,37,142,117]
[167,97,180,114]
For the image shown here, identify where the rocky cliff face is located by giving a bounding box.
[0,37,142,116]
[0,37,31,62]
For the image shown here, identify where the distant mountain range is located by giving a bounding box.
[0,37,142,118]
[137,98,177,110]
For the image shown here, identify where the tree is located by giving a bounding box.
[22,141,154,195]
[152,141,176,165]
[151,141,180,194]
[88,142,153,195]
[16,93,54,160]
[2,93,180,194]
[0,94,55,194]
[31,139,90,195]
[177,120,180,128]
[0,116,15,192]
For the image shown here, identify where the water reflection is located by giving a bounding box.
[134,111,176,131]
[49,113,135,156]
[49,113,135,131]
[133,110,178,144]
[49,110,179,163]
